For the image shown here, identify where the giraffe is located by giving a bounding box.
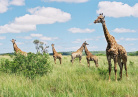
[51,44,62,64]
[71,41,86,64]
[94,13,128,81]
[11,39,27,56]
[83,41,99,67]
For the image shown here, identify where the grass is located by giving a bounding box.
[0,55,138,97]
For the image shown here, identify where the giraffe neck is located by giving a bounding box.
[102,22,112,43]
[84,45,89,56]
[52,47,57,54]
[13,43,21,52]
[77,45,84,52]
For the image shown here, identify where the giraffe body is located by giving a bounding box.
[94,13,128,81]
[11,39,27,56]
[51,44,62,64]
[83,43,99,67]
[71,41,88,64]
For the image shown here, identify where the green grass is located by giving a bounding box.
[0,55,138,97]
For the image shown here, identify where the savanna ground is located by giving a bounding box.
[0,55,138,97]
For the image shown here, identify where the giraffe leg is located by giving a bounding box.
[94,59,98,67]
[123,60,128,78]
[60,58,62,64]
[72,58,74,64]
[54,58,56,64]
[107,56,111,82]
[118,58,123,80]
[87,59,90,67]
[71,56,74,64]
[79,56,82,64]
[114,57,118,81]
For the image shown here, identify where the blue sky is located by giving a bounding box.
[0,0,138,53]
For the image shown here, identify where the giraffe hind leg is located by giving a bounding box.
[114,57,118,81]
[123,60,128,77]
[118,58,123,80]
[59,58,62,64]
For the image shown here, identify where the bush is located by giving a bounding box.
[0,53,52,79]
[129,61,134,66]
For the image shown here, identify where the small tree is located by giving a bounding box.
[33,40,40,53]
[33,40,49,54]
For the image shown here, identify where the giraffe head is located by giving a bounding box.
[83,41,89,47]
[51,43,54,47]
[94,13,105,24]
[10,39,16,44]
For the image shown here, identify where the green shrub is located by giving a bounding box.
[129,61,134,66]
[0,53,52,79]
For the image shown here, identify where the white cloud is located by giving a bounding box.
[0,0,9,13]
[126,38,138,41]
[17,36,32,40]
[16,42,24,45]
[68,28,95,33]
[97,1,138,18]
[0,43,3,45]
[43,0,88,3]
[113,28,136,33]
[65,46,80,50]
[0,0,25,13]
[0,7,71,33]
[30,34,43,37]
[88,46,98,50]
[9,0,25,6]
[0,36,6,40]
[117,37,138,42]
[72,39,93,44]
[40,36,58,41]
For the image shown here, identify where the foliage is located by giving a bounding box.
[129,61,134,66]
[128,51,138,56]
[33,39,40,53]
[33,39,49,54]
[96,53,105,56]
[0,56,138,97]
[0,52,52,79]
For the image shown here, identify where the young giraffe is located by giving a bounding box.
[51,44,62,64]
[83,41,99,67]
[11,39,27,56]
[71,41,86,64]
[94,13,128,81]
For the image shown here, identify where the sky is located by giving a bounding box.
[0,0,138,54]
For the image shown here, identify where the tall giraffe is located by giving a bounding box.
[94,13,128,81]
[51,44,62,64]
[11,39,27,56]
[71,41,86,64]
[83,41,99,67]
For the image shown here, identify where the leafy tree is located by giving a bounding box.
[33,40,40,53]
[33,40,49,54]
[0,52,52,79]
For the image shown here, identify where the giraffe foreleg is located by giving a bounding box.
[107,56,112,82]
[94,59,98,67]
[114,57,118,81]
[54,57,56,64]
[118,58,123,79]
[79,56,82,64]
[59,58,62,64]
[123,60,128,78]
[87,59,90,67]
